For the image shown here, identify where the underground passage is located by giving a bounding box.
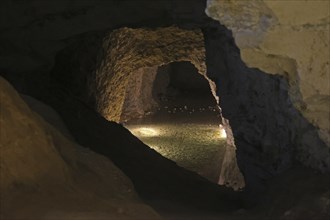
[1,1,329,220]
[123,61,226,183]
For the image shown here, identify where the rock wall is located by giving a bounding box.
[94,27,207,122]
[206,0,330,147]
[121,61,216,122]
[50,20,329,191]
[0,77,160,220]
[120,66,159,122]
[0,79,71,190]
[0,0,207,95]
[203,21,329,190]
[2,0,329,192]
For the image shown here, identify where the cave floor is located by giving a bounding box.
[124,94,225,183]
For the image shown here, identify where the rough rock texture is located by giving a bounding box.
[121,61,213,122]
[44,81,241,213]
[0,77,160,220]
[50,25,245,188]
[219,118,245,190]
[2,0,329,193]
[0,0,208,96]
[203,22,330,190]
[94,27,207,122]
[0,0,242,190]
[120,66,159,121]
[50,19,329,192]
[206,0,330,148]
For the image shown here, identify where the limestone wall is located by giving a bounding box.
[120,66,159,122]
[206,0,330,147]
[95,27,207,122]
[4,0,328,192]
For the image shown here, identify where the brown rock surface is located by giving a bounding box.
[11,0,327,192]
[0,76,160,220]
[94,27,207,122]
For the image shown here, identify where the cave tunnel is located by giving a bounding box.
[123,61,226,183]
[1,1,330,220]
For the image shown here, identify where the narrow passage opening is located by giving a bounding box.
[124,61,227,182]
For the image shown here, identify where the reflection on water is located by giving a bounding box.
[126,123,227,183]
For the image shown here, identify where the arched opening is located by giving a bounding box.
[3,1,330,219]
[88,26,244,188]
[50,26,245,189]
[122,61,226,182]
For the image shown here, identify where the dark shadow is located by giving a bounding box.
[46,86,242,215]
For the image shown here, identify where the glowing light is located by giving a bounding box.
[131,127,158,137]
[219,125,227,139]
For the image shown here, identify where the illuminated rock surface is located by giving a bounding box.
[50,9,329,191]
[0,77,160,220]
[124,71,225,183]
[0,0,329,219]
[206,0,330,148]
[95,27,207,122]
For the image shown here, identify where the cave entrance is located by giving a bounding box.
[90,26,238,185]
[123,61,227,183]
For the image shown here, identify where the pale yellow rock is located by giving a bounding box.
[206,0,330,146]
[263,0,329,27]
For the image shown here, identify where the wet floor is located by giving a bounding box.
[124,96,227,183]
